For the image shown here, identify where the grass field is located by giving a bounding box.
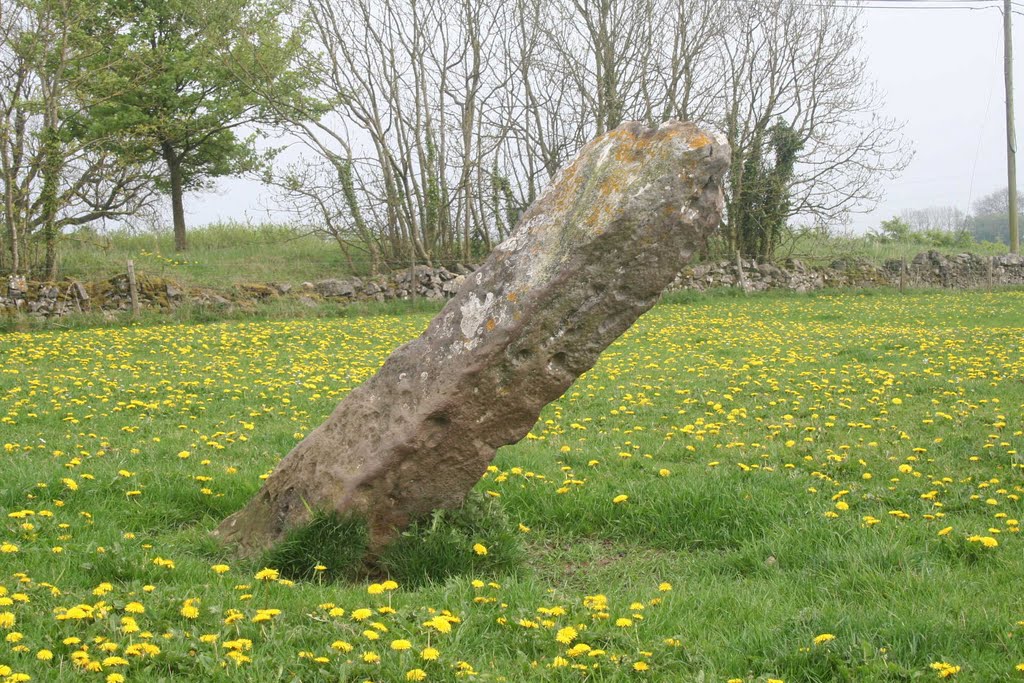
[1,289,1022,682]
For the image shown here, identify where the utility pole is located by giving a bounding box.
[1005,0,1019,253]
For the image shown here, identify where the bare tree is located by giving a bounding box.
[262,0,907,265]
[900,206,968,233]
[719,0,911,256]
[972,186,1017,217]
[259,0,514,267]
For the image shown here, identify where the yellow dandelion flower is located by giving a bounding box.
[555,626,578,644]
[930,661,961,678]
[180,599,200,619]
[967,535,999,548]
[424,615,456,633]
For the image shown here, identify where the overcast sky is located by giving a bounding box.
[853,2,1017,232]
[188,3,1022,235]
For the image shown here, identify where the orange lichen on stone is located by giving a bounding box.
[689,132,712,148]
[614,141,645,164]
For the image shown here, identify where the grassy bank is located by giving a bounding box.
[56,223,361,289]
[1,290,1022,681]
[765,229,1008,266]
[49,222,1013,293]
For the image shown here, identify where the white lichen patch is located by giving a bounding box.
[631,183,651,199]
[594,138,615,168]
[460,291,496,343]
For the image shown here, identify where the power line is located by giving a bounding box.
[826,5,999,10]
[965,35,1002,215]
[860,0,1004,3]
[768,1,1018,9]
[722,0,1024,11]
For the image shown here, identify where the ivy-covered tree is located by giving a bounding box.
[730,119,803,259]
[85,0,309,251]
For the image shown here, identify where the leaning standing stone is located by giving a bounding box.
[214,120,730,556]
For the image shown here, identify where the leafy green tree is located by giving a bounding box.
[871,217,911,243]
[84,0,308,251]
[1,0,157,278]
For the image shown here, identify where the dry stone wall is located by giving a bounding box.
[3,251,1023,320]
[671,251,1024,293]
[0,265,474,320]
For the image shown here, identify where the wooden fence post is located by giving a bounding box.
[127,260,141,316]
[736,251,748,294]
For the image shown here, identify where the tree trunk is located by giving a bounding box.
[40,126,61,281]
[213,121,730,559]
[163,143,188,252]
[4,191,17,276]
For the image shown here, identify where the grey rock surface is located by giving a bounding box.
[213,120,730,555]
